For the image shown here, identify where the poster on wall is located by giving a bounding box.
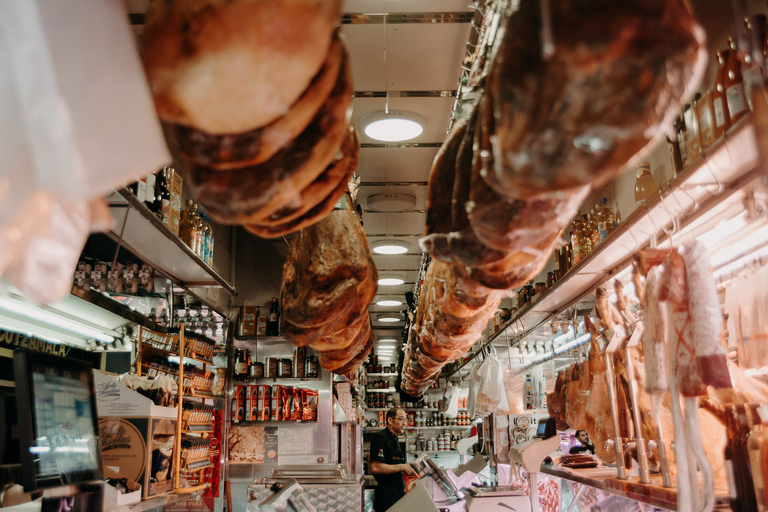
[228,426,278,463]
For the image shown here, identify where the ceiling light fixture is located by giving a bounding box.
[376,299,403,307]
[378,277,405,286]
[378,337,398,342]
[362,110,426,142]
[0,295,116,343]
[367,193,417,212]
[372,240,410,255]
[377,314,402,323]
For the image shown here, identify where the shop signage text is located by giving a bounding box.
[0,329,67,357]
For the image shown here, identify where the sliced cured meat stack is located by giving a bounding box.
[143,0,343,135]
[280,202,378,374]
[142,1,356,239]
[401,0,705,395]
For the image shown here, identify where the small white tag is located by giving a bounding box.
[627,322,644,349]
[606,327,626,354]
[496,415,509,429]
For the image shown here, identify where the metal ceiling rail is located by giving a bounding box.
[361,143,443,148]
[355,91,456,98]
[342,12,474,24]
[360,182,428,187]
[128,12,474,26]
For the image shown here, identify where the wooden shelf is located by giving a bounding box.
[451,115,762,375]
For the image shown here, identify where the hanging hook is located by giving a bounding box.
[703,159,724,194]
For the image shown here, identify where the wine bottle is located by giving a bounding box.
[268,297,280,336]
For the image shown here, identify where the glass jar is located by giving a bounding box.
[534,282,546,296]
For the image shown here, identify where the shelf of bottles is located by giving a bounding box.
[107,165,235,295]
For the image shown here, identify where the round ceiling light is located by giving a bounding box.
[367,193,417,212]
[378,314,401,323]
[372,240,410,255]
[378,277,405,286]
[362,110,426,142]
[378,337,398,342]
[377,299,403,307]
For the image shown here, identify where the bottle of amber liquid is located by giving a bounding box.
[570,218,582,265]
[725,404,758,512]
[746,403,767,512]
[634,162,658,205]
[697,91,716,150]
[668,116,685,173]
[713,50,732,138]
[577,214,593,260]
[179,199,199,251]
[726,37,749,124]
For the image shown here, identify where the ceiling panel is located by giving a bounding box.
[362,211,427,235]
[341,23,470,91]
[372,253,423,269]
[357,147,439,183]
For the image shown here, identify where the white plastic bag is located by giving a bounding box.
[444,382,460,418]
[475,350,510,414]
[467,362,481,417]
[0,0,170,304]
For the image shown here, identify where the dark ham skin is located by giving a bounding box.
[486,0,706,199]
[402,0,706,393]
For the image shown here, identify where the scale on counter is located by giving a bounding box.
[497,417,561,512]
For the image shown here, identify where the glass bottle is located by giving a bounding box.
[713,50,732,138]
[668,116,685,174]
[202,214,214,266]
[156,168,171,223]
[268,297,280,336]
[588,209,600,247]
[684,94,702,162]
[596,198,616,242]
[234,349,248,379]
[179,199,199,250]
[634,162,658,205]
[726,37,749,124]
[744,15,767,113]
[577,214,592,260]
[725,404,758,512]
[144,172,156,212]
[193,207,204,257]
[570,218,582,265]
[747,403,767,512]
[697,91,716,150]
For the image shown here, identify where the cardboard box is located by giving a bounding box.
[272,385,282,421]
[266,358,278,379]
[233,385,246,423]
[248,385,260,421]
[257,386,271,421]
[256,316,267,336]
[239,306,257,337]
[294,347,306,378]
[94,371,178,500]
[168,169,183,236]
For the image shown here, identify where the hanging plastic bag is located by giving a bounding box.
[467,362,481,417]
[0,0,170,304]
[476,349,510,415]
[444,382,460,418]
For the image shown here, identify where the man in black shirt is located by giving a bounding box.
[370,407,416,512]
[569,430,595,454]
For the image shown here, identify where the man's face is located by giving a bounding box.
[389,410,407,435]
[578,431,590,444]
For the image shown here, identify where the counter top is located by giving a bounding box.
[541,464,731,511]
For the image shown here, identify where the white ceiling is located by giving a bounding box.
[126,0,475,364]
[340,3,474,362]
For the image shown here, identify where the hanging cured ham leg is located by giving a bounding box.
[405,0,707,393]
